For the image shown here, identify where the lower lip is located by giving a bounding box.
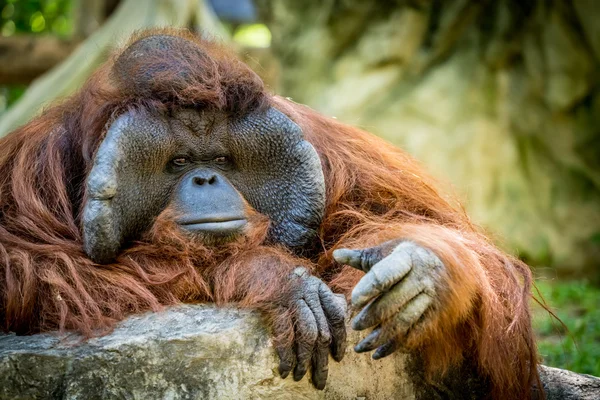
[181,219,247,235]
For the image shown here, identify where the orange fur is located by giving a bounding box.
[0,28,541,400]
[275,98,541,399]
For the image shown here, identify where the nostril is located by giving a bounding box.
[192,175,218,186]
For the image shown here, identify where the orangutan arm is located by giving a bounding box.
[207,247,347,390]
[330,222,537,398]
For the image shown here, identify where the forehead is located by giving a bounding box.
[168,108,230,155]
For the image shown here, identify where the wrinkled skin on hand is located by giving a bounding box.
[333,240,443,359]
[276,267,347,390]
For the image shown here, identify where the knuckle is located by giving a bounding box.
[292,266,308,277]
[330,299,347,315]
[422,277,436,295]
[395,241,443,270]
[363,248,378,269]
[330,310,346,325]
[318,281,332,294]
[318,330,332,345]
[371,271,388,292]
[301,326,318,343]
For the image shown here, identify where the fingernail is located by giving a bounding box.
[354,338,373,353]
[351,311,370,330]
[372,341,397,360]
[294,370,306,381]
[372,348,385,360]
[332,249,351,263]
[354,329,381,353]
[332,346,346,362]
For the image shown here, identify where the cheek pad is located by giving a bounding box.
[82,111,172,264]
[228,107,326,248]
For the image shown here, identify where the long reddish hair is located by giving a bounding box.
[275,98,542,399]
[0,28,541,399]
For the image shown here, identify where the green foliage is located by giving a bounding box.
[0,0,72,36]
[0,84,25,112]
[533,279,600,376]
[0,0,72,110]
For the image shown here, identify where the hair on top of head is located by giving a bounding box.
[111,28,269,114]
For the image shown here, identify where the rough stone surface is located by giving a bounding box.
[1,305,599,399]
[540,365,600,400]
[0,305,413,400]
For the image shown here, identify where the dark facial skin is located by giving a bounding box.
[171,168,247,237]
[82,106,326,264]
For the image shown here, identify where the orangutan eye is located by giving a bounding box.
[213,156,228,164]
[171,157,190,167]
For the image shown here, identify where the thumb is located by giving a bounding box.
[333,248,380,272]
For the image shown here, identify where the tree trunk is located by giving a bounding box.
[256,0,600,277]
[0,36,79,84]
[0,0,227,138]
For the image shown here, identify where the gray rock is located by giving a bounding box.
[1,305,598,399]
[540,365,600,400]
[0,305,413,400]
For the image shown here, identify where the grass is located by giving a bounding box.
[532,279,600,376]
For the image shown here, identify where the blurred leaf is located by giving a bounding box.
[2,3,14,19]
[51,13,67,34]
[233,23,271,48]
[1,19,14,35]
[0,0,72,36]
[30,10,45,32]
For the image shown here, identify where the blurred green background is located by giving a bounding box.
[0,0,71,112]
[0,0,598,377]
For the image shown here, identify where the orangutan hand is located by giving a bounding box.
[276,267,347,390]
[333,240,442,359]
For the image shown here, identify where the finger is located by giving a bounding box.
[311,339,329,390]
[273,315,297,378]
[351,244,415,308]
[276,345,295,379]
[333,248,381,272]
[293,299,318,382]
[303,281,332,389]
[318,285,347,362]
[304,283,332,353]
[372,338,400,360]
[352,272,432,330]
[354,292,432,353]
[354,326,386,353]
